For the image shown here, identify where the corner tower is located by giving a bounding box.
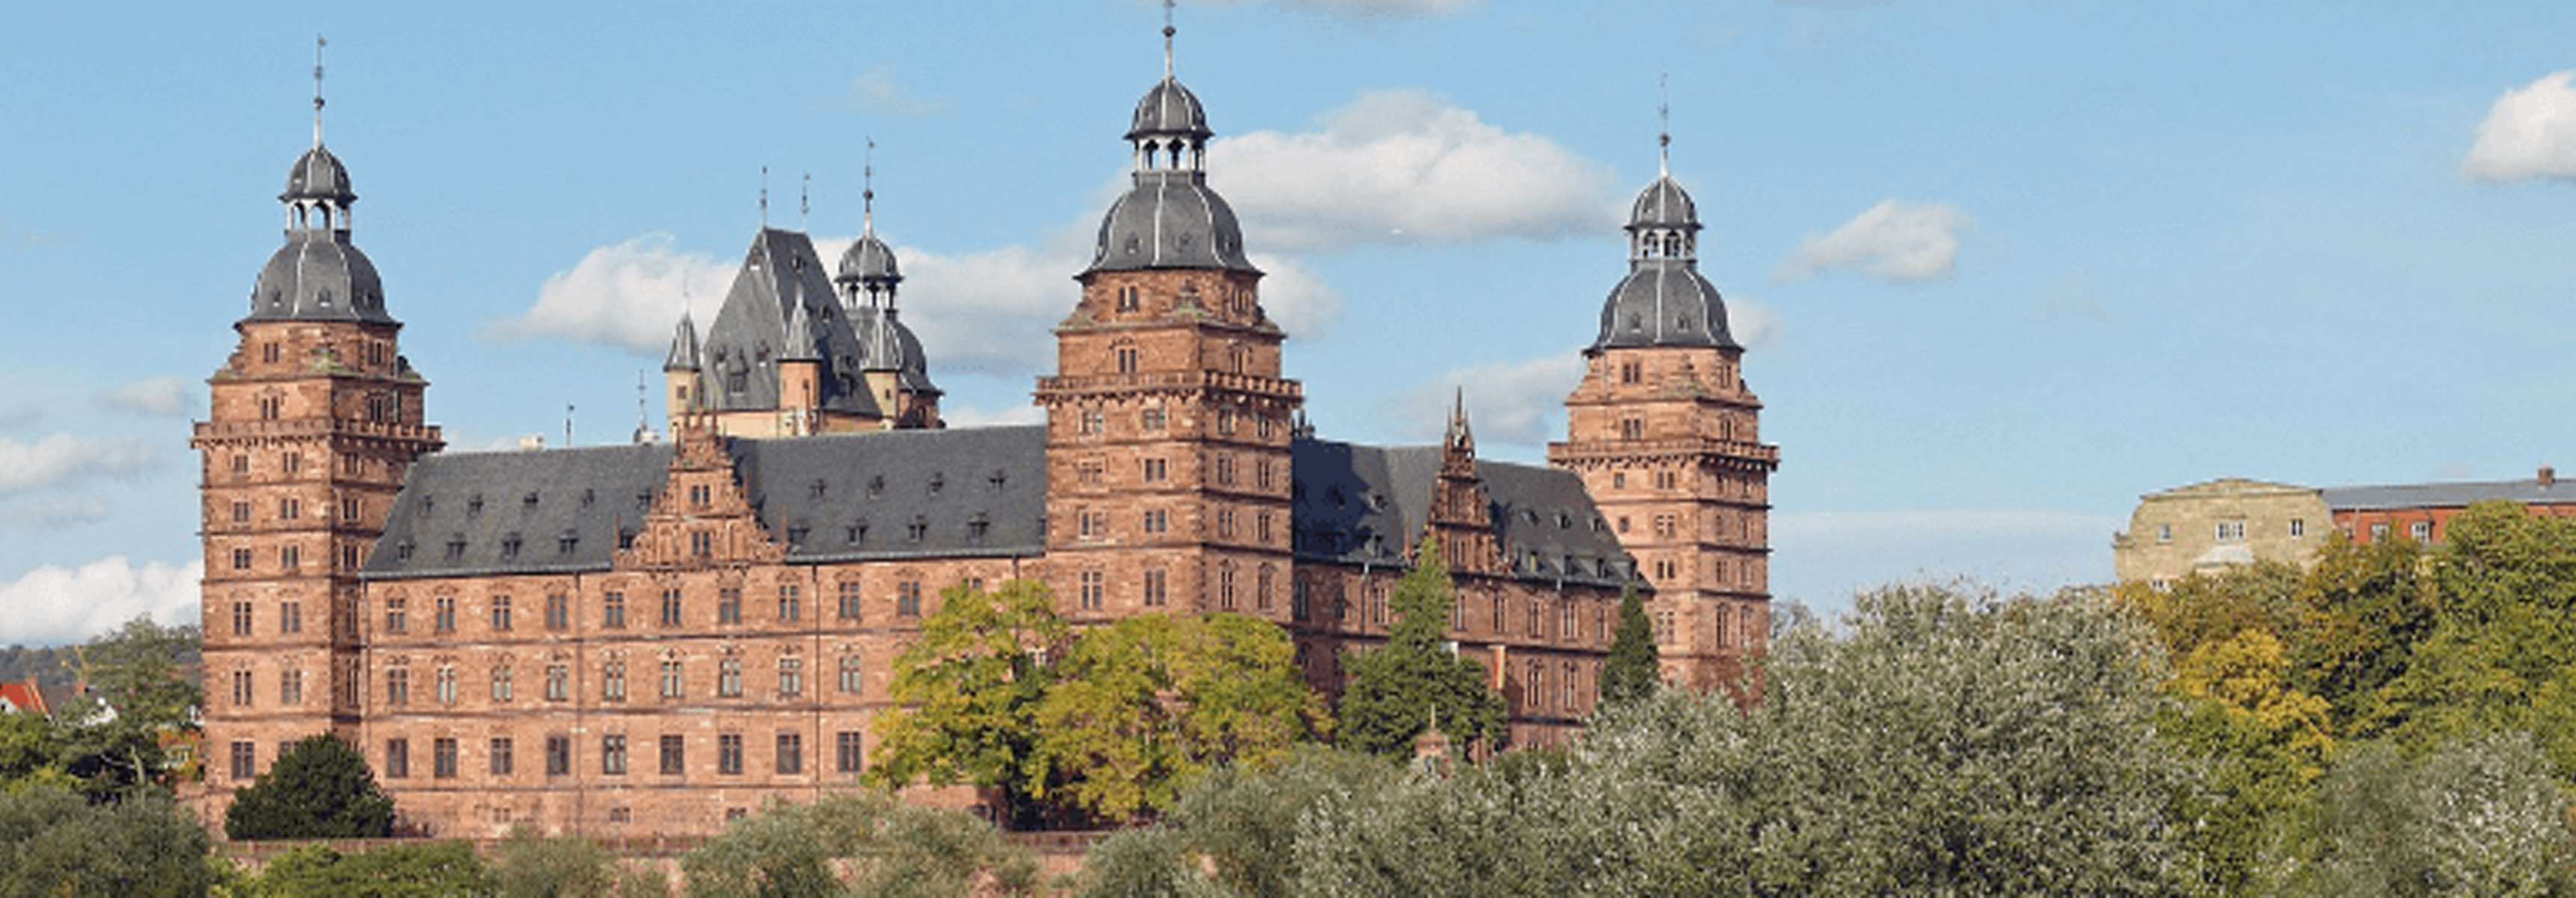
[1548,135,1777,689]
[193,66,444,792]
[1035,21,1300,621]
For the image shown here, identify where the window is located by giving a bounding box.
[231,548,253,570]
[280,669,302,705]
[1079,411,1103,435]
[838,581,863,620]
[432,738,458,779]
[2290,519,2307,538]
[1653,514,1678,539]
[1654,611,1675,644]
[718,734,743,775]
[2411,521,2432,542]
[776,733,803,775]
[2215,521,2246,543]
[839,654,864,694]
[232,601,254,636]
[232,501,251,524]
[2370,522,2391,541]
[661,660,684,699]
[719,587,741,625]
[1079,571,1105,611]
[385,668,409,706]
[491,594,512,631]
[1078,509,1103,539]
[897,581,922,618]
[1117,285,1139,311]
[837,731,864,773]
[545,736,571,778]
[1292,578,1310,620]
[1142,408,1166,431]
[435,665,456,705]
[490,737,514,776]
[1115,346,1139,373]
[385,739,409,779]
[601,736,627,776]
[660,735,685,776]
[2156,523,2172,543]
[690,531,712,557]
[435,595,456,632]
[1620,418,1643,441]
[280,601,301,634]
[1257,565,1275,611]
[231,669,254,706]
[546,664,570,702]
[280,546,300,570]
[603,660,626,702]
[1142,458,1168,483]
[689,484,711,507]
[491,665,513,702]
[660,588,684,627]
[1143,568,1167,607]
[1143,509,1168,534]
[604,591,626,629]
[230,742,256,781]
[778,584,801,623]
[718,657,743,697]
[1619,361,1640,384]
[546,593,569,630]
[778,657,803,697]
[1218,566,1237,611]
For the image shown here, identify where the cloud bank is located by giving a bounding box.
[1382,352,1587,448]
[0,434,159,495]
[2464,70,2576,183]
[0,557,201,647]
[485,233,732,352]
[1774,199,1970,282]
[101,376,193,417]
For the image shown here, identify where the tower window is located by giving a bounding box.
[1117,285,1140,311]
[1116,347,1139,374]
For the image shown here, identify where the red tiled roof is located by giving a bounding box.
[0,679,49,716]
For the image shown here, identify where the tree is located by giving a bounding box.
[54,617,200,797]
[0,784,215,898]
[868,579,1072,819]
[1597,582,1657,709]
[226,733,396,840]
[1334,539,1505,757]
[490,828,617,898]
[2301,732,2576,897]
[680,792,1039,898]
[249,840,491,897]
[1032,613,1328,819]
[1070,747,1399,898]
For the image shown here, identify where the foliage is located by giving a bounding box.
[1297,584,2202,897]
[1596,583,1657,709]
[1334,540,1506,757]
[245,840,491,897]
[0,784,215,898]
[680,791,1038,898]
[1067,747,1399,898]
[868,580,1072,815]
[491,829,621,898]
[226,734,396,840]
[1032,613,1330,819]
[39,617,204,798]
[2299,732,2576,897]
[2377,503,2576,759]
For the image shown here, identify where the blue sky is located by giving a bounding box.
[4,1,2575,645]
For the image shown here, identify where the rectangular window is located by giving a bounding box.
[491,666,513,702]
[546,664,570,702]
[776,733,803,775]
[1143,568,1167,607]
[1142,458,1167,482]
[490,737,515,777]
[280,669,302,705]
[230,741,256,781]
[280,601,301,635]
[661,660,684,699]
[2290,519,2307,538]
[231,669,254,706]
[718,658,743,697]
[232,501,251,524]
[384,597,407,633]
[231,548,253,570]
[1143,509,1167,534]
[838,581,863,620]
[1079,571,1105,611]
[233,602,254,637]
[660,735,686,776]
[280,546,300,570]
[838,654,864,694]
[432,737,459,779]
[546,593,569,630]
[778,657,803,697]
[604,591,626,629]
[898,581,922,618]
[2411,520,2432,542]
[601,736,627,776]
[545,736,571,778]
[491,594,512,631]
[778,584,800,623]
[385,739,410,779]
[604,661,626,702]
[837,731,864,774]
[435,595,456,632]
[718,734,743,775]
[2215,521,2247,543]
[435,666,457,705]
[385,668,409,706]
[719,587,741,625]
[660,589,683,627]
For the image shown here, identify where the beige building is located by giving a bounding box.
[2111,479,2329,587]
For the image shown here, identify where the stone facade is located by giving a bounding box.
[194,43,1771,839]
[2111,479,2330,587]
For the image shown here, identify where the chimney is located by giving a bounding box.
[2542,465,2557,487]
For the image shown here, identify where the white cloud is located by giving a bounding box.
[100,376,192,417]
[1210,90,1618,251]
[0,558,201,647]
[838,64,950,117]
[0,433,159,495]
[898,240,1089,376]
[1246,254,1346,339]
[2463,71,2576,183]
[939,403,1046,428]
[1727,298,1781,349]
[1773,199,1970,283]
[485,233,733,352]
[1381,352,1586,448]
[0,495,111,531]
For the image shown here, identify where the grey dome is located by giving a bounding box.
[1087,171,1258,274]
[837,233,901,286]
[850,306,937,392]
[247,233,394,324]
[1127,76,1210,141]
[283,145,355,202]
[1630,176,1696,230]
[1591,261,1735,352]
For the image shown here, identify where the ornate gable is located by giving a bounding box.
[615,421,786,571]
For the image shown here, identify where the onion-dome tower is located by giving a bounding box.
[832,162,942,427]
[1550,121,1777,692]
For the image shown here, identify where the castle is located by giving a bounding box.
[192,31,1776,837]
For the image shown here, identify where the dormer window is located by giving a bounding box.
[907,516,927,542]
[467,495,484,516]
[866,476,884,498]
[500,533,524,559]
[523,492,539,510]
[445,536,467,561]
[558,531,579,554]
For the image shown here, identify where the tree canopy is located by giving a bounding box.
[1333,540,1505,757]
[1597,582,1658,709]
[227,733,396,840]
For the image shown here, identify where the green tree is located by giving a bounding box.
[868,579,1072,819]
[2377,502,2576,763]
[680,792,1039,898]
[225,733,395,840]
[249,840,491,897]
[54,617,201,796]
[1070,747,1399,898]
[2301,732,2576,897]
[2288,534,2435,736]
[1597,582,1657,709]
[1333,539,1504,757]
[1032,613,1328,819]
[490,828,618,898]
[0,784,215,898]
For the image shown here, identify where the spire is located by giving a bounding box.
[799,172,810,232]
[862,138,877,235]
[663,312,702,372]
[758,165,769,228]
[1163,0,1177,77]
[1657,73,1671,178]
[1446,386,1474,453]
[782,301,819,362]
[311,35,329,149]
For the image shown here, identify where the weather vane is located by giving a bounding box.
[800,172,810,230]
[313,35,328,147]
[758,165,769,227]
[1658,73,1672,177]
[863,138,877,230]
[1164,0,1177,76]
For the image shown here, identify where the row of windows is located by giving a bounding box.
[361,654,867,708]
[224,543,360,573]
[1074,507,1277,543]
[375,581,930,635]
[1516,659,1590,715]
[341,731,861,781]
[2153,519,2310,544]
[1070,405,1278,440]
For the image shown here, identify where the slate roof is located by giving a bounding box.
[367,428,1632,587]
[2322,477,2576,511]
[1087,170,1258,275]
[696,229,886,418]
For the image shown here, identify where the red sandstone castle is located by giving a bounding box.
[193,34,1776,837]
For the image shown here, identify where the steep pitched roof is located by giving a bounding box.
[696,228,884,418]
[0,679,51,716]
[1292,438,1636,587]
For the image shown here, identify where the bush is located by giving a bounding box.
[0,785,215,897]
[226,734,395,840]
